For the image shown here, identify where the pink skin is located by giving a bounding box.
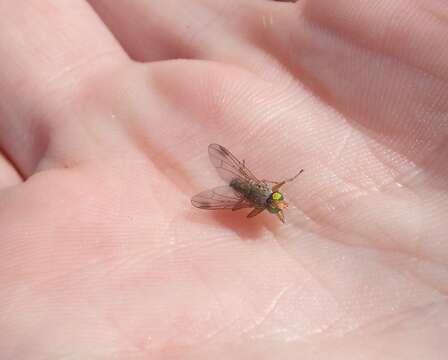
[0,0,447,358]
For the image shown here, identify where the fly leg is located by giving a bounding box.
[268,169,304,192]
[276,210,285,223]
[272,181,286,193]
[247,208,265,218]
[262,179,279,184]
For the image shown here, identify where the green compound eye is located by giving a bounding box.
[271,192,283,201]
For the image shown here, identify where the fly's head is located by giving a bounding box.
[266,191,288,223]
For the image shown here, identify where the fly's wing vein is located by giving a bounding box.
[191,186,253,210]
[208,144,261,184]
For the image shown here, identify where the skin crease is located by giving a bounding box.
[0,0,447,358]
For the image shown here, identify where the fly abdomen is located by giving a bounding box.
[230,178,251,195]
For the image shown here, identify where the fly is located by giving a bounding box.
[191,144,303,223]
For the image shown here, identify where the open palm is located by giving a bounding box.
[1,1,447,359]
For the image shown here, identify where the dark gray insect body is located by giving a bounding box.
[229,178,271,209]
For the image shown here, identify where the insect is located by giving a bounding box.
[191,144,303,223]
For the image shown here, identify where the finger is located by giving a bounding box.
[0,0,127,176]
[275,0,448,173]
[88,0,293,67]
[0,151,22,189]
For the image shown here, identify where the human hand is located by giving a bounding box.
[0,1,447,358]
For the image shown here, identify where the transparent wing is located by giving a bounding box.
[191,186,253,210]
[208,144,260,184]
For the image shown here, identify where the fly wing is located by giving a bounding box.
[191,186,252,210]
[208,144,260,184]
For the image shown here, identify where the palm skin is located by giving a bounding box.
[0,0,447,359]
